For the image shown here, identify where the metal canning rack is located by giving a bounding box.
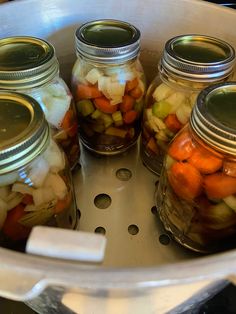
[73,140,199,267]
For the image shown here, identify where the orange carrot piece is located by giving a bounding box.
[146,137,159,155]
[125,77,139,92]
[129,86,143,99]
[94,97,118,114]
[53,192,72,214]
[22,194,34,205]
[164,114,183,133]
[120,94,135,112]
[76,84,102,100]
[168,130,195,161]
[2,204,30,241]
[204,173,236,199]
[188,146,223,174]
[67,122,78,137]
[123,110,138,124]
[168,162,203,201]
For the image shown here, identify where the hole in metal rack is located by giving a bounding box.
[95,227,106,235]
[128,224,139,235]
[159,234,171,245]
[94,194,111,209]
[116,168,132,181]
[151,206,158,215]
[77,209,81,219]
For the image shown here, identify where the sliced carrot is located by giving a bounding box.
[67,122,78,137]
[2,204,31,241]
[94,97,118,114]
[146,137,159,155]
[120,94,135,112]
[188,146,223,174]
[204,173,236,199]
[123,110,138,124]
[125,77,139,92]
[168,130,195,161]
[164,114,183,133]
[53,192,72,214]
[22,194,33,205]
[61,109,77,131]
[129,86,143,99]
[168,162,203,201]
[76,84,102,100]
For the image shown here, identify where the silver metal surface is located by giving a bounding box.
[73,139,199,267]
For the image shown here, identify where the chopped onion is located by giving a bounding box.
[28,156,50,188]
[175,104,191,125]
[152,83,174,102]
[0,186,10,200]
[12,182,34,195]
[85,68,103,85]
[7,193,23,211]
[33,186,56,206]
[44,173,67,200]
[0,197,8,212]
[43,140,65,173]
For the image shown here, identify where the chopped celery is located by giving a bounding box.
[92,124,105,133]
[112,111,123,126]
[105,127,127,138]
[100,113,113,128]
[152,100,172,119]
[91,109,102,119]
[76,99,95,117]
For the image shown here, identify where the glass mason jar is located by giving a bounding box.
[141,34,235,175]
[157,82,236,253]
[0,36,79,169]
[0,92,77,250]
[71,19,146,155]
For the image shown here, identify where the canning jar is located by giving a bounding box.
[0,92,77,250]
[0,36,79,169]
[157,82,236,252]
[141,34,235,175]
[71,19,146,155]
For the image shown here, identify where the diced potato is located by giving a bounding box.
[85,68,103,85]
[152,83,174,102]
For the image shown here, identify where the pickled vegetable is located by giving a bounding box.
[72,60,145,154]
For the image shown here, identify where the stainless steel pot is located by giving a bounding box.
[1,0,236,313]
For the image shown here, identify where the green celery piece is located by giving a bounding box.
[101,113,113,128]
[91,109,102,119]
[152,100,172,119]
[112,111,123,126]
[76,100,95,117]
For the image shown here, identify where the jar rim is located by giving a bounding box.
[0,36,59,89]
[75,19,141,64]
[161,34,235,81]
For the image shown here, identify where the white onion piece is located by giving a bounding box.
[166,92,186,113]
[12,182,34,195]
[152,83,174,102]
[28,156,50,188]
[175,104,191,125]
[85,68,103,85]
[43,140,65,173]
[44,173,67,200]
[33,187,56,206]
[0,186,10,200]
[0,172,18,187]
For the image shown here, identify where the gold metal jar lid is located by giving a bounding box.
[75,19,140,64]
[0,92,49,174]
[190,82,236,154]
[0,36,59,89]
[161,34,235,82]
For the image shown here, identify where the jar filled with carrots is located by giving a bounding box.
[0,36,80,169]
[71,19,146,155]
[141,34,235,175]
[0,92,77,250]
[157,82,236,252]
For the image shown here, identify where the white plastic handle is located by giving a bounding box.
[26,226,107,263]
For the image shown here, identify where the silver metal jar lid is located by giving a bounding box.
[75,19,141,64]
[0,36,59,89]
[0,92,49,174]
[190,82,236,154]
[161,34,235,81]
